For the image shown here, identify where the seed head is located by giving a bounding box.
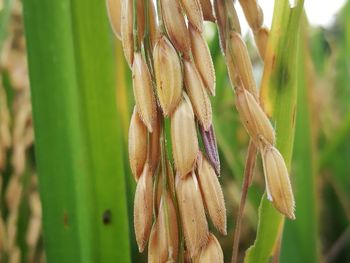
[128,107,147,181]
[148,0,159,49]
[136,0,145,44]
[155,169,163,216]
[227,31,257,99]
[184,250,192,263]
[134,163,153,252]
[149,109,161,172]
[106,0,122,40]
[213,0,227,53]
[180,0,204,32]
[226,49,239,89]
[194,233,224,263]
[149,192,179,262]
[238,0,264,31]
[235,86,275,147]
[148,223,159,262]
[176,172,209,257]
[153,36,182,117]
[254,27,269,60]
[161,0,191,58]
[121,0,133,67]
[261,145,295,220]
[154,161,175,216]
[157,191,179,262]
[199,0,215,22]
[189,24,216,96]
[197,153,226,235]
[132,52,157,132]
[199,123,220,175]
[213,0,241,54]
[226,0,241,34]
[183,60,212,130]
[166,160,176,198]
[171,95,199,177]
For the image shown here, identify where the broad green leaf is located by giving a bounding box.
[23,0,131,262]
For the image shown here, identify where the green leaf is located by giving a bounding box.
[281,16,320,263]
[244,1,305,262]
[23,0,131,262]
[245,197,283,263]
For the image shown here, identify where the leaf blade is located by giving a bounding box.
[23,0,131,261]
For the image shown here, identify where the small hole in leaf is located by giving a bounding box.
[102,209,112,225]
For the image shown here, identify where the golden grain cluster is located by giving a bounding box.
[107,0,295,261]
[218,0,295,219]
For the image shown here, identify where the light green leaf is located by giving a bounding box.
[281,16,320,263]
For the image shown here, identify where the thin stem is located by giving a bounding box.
[231,140,257,263]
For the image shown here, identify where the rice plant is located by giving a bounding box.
[0,0,349,262]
